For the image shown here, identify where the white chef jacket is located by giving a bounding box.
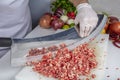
[0,0,32,57]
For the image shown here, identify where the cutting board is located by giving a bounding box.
[15,34,109,80]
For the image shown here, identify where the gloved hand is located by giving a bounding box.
[75,3,98,37]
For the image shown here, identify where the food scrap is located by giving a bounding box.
[106,75,110,78]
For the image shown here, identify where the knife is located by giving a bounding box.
[9,14,108,67]
[0,14,107,47]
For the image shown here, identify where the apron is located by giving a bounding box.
[0,0,32,57]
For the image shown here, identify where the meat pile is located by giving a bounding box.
[27,43,97,80]
[27,43,66,57]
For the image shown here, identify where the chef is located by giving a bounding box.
[0,0,98,57]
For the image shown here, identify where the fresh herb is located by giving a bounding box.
[51,0,76,14]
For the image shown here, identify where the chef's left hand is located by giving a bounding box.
[75,3,98,37]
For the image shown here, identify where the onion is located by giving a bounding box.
[54,8,63,18]
[113,40,120,48]
[67,19,74,25]
[51,19,64,30]
[108,16,119,24]
[107,17,120,48]
[60,15,68,23]
[109,22,120,35]
[39,13,52,29]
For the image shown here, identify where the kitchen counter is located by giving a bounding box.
[0,26,120,80]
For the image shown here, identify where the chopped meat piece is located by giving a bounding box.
[28,43,97,80]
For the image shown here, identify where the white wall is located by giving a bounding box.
[89,0,120,19]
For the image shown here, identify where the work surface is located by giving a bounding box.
[0,0,120,79]
[0,26,120,80]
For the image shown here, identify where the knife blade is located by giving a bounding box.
[0,14,106,47]
[10,14,108,67]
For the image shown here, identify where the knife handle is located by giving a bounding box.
[0,38,12,47]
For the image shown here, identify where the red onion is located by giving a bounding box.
[51,19,64,30]
[109,22,120,35]
[113,40,120,48]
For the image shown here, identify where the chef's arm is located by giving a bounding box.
[69,0,88,7]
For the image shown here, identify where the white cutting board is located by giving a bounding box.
[15,34,109,80]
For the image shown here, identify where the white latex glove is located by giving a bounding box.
[75,3,98,37]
